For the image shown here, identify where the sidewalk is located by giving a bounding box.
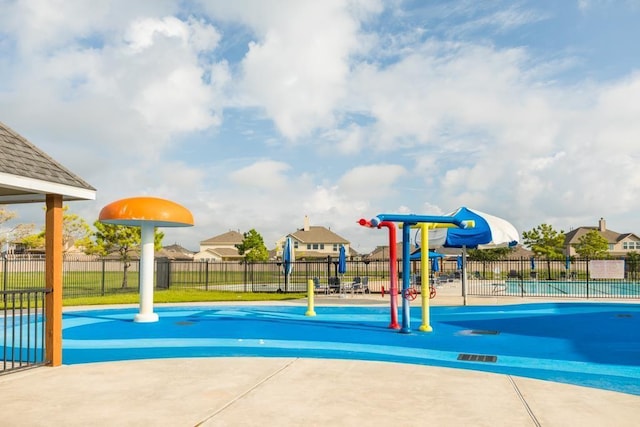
[2,357,639,426]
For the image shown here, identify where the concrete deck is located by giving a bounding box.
[2,286,639,426]
[2,357,639,426]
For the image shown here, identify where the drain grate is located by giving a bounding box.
[470,329,500,335]
[616,314,633,318]
[175,321,195,326]
[457,353,498,363]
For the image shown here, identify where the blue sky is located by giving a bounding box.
[1,0,640,253]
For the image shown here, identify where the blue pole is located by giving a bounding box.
[400,222,412,333]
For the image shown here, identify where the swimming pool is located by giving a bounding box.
[58,302,640,396]
[499,280,640,297]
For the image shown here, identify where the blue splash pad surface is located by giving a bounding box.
[62,302,640,395]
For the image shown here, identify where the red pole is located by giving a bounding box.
[358,219,400,329]
[378,221,400,329]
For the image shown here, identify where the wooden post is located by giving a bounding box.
[45,194,63,366]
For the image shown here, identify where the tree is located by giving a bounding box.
[468,247,514,261]
[60,206,92,252]
[23,205,93,253]
[573,230,609,259]
[626,251,640,280]
[85,221,164,288]
[19,226,45,250]
[522,223,566,280]
[0,207,37,252]
[236,229,269,262]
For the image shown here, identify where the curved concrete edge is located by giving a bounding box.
[1,358,638,427]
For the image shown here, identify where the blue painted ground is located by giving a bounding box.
[61,302,640,395]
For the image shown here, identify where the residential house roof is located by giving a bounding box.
[200,247,244,260]
[0,121,96,203]
[200,230,243,245]
[290,226,349,244]
[367,243,415,260]
[157,244,195,260]
[564,227,628,245]
[564,218,639,245]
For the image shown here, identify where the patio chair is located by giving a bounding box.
[353,277,370,294]
[340,277,359,294]
[328,277,341,293]
[313,277,329,294]
[507,270,521,279]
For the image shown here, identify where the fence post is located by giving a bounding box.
[2,256,7,292]
[586,258,590,299]
[100,259,106,296]
[243,261,247,292]
[205,260,209,291]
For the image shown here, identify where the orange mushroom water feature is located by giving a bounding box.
[99,197,194,322]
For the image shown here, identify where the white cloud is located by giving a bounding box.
[3,1,640,255]
[339,164,407,200]
[229,160,291,190]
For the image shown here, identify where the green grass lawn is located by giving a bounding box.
[1,289,307,309]
[63,289,307,307]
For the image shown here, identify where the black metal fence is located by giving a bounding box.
[0,257,639,300]
[1,288,49,375]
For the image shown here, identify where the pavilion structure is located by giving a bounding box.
[0,121,96,366]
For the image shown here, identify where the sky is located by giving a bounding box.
[1,0,640,254]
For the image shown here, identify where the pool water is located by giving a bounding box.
[59,302,640,396]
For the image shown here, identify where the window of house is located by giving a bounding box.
[313,244,319,250]
[294,241,298,249]
[624,241,640,250]
[609,244,615,251]
[320,244,324,250]
[307,244,311,250]
[333,244,338,251]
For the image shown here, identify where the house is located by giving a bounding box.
[157,244,195,260]
[564,218,640,257]
[276,216,350,260]
[367,243,416,260]
[194,230,244,261]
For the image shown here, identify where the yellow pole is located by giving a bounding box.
[305,279,316,316]
[419,223,432,332]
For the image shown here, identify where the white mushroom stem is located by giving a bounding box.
[134,222,159,323]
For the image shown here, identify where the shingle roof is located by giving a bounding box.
[0,121,96,202]
[564,227,622,244]
[200,230,243,245]
[290,226,349,244]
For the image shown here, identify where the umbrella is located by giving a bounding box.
[337,245,347,293]
[531,257,536,270]
[431,256,440,273]
[428,207,519,305]
[456,255,463,270]
[565,256,571,270]
[282,237,294,292]
[338,245,347,275]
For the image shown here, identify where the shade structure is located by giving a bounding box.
[409,249,444,261]
[428,207,518,249]
[427,207,519,306]
[338,245,347,274]
[282,237,294,292]
[99,196,194,227]
[99,196,194,322]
